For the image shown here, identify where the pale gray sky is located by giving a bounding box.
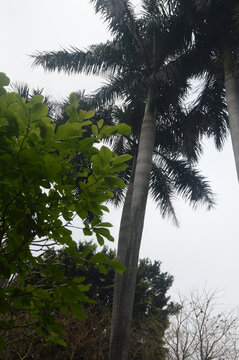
[1,0,239,307]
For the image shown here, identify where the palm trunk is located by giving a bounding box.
[223,48,239,181]
[109,91,156,360]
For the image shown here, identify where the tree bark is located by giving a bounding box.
[223,49,239,181]
[109,92,156,360]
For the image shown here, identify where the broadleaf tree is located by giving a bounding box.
[0,72,131,349]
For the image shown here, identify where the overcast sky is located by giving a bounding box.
[1,0,239,308]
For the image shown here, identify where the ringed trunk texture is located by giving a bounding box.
[223,50,239,181]
[109,94,156,360]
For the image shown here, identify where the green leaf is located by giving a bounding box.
[95,228,114,242]
[46,263,64,281]
[55,123,76,140]
[59,305,69,316]
[97,119,104,129]
[70,304,86,319]
[100,205,109,213]
[89,253,109,264]
[57,286,74,302]
[99,145,113,165]
[72,276,86,284]
[69,93,78,108]
[110,260,126,275]
[112,154,132,165]
[116,123,131,135]
[48,333,66,347]
[91,124,98,136]
[99,125,118,138]
[83,228,93,236]
[31,94,44,104]
[96,233,104,246]
[97,264,108,274]
[91,217,101,227]
[97,222,113,228]
[31,102,48,121]
[84,110,95,119]
[0,73,10,87]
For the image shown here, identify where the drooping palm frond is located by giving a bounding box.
[90,0,136,35]
[155,106,204,163]
[155,153,215,210]
[189,72,229,150]
[32,41,126,76]
[92,67,148,105]
[150,160,179,226]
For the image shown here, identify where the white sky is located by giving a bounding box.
[1,0,239,308]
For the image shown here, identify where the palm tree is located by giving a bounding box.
[168,0,239,180]
[32,1,217,358]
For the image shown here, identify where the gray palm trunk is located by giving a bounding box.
[109,92,156,360]
[223,52,239,181]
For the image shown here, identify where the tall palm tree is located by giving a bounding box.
[32,1,217,358]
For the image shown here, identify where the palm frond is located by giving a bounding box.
[150,160,179,226]
[155,44,210,87]
[142,0,169,18]
[92,69,147,105]
[90,0,137,36]
[157,154,215,210]
[155,106,203,163]
[189,73,229,149]
[92,77,126,105]
[32,41,124,76]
